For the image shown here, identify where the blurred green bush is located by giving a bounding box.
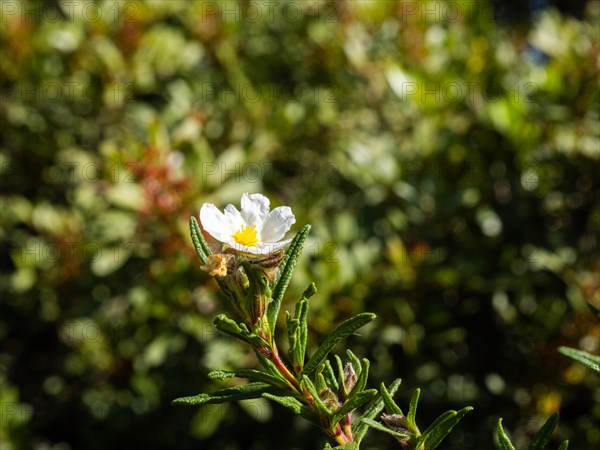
[1,1,598,449]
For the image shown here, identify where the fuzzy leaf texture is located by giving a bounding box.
[558,346,600,374]
[303,312,376,375]
[331,389,378,426]
[172,382,282,406]
[415,406,473,449]
[207,369,288,388]
[267,224,311,331]
[497,419,517,450]
[261,393,319,425]
[189,216,212,264]
[352,379,403,443]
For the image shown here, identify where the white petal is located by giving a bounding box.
[228,238,293,255]
[200,203,236,242]
[223,204,245,229]
[259,206,296,242]
[240,193,268,227]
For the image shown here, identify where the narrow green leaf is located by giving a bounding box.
[287,297,309,373]
[346,349,362,375]
[262,393,303,414]
[530,412,559,450]
[303,313,376,375]
[331,389,377,426]
[302,282,317,299]
[172,382,279,406]
[497,418,516,450]
[558,441,569,450]
[348,358,370,399]
[416,406,473,450]
[323,360,339,391]
[302,375,329,415]
[267,225,311,331]
[189,216,212,264]
[407,388,420,430]
[316,371,328,393]
[558,347,600,374]
[361,418,411,439]
[261,392,319,425]
[381,381,403,416]
[334,354,345,390]
[297,295,309,370]
[213,314,266,347]
[352,378,402,443]
[207,369,288,388]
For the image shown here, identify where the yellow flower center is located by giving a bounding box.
[232,225,259,246]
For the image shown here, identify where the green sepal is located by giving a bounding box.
[207,369,288,389]
[558,347,600,374]
[331,389,377,426]
[267,225,311,332]
[407,388,420,431]
[352,378,402,443]
[497,418,517,450]
[415,406,473,450]
[303,312,376,375]
[171,382,281,406]
[530,412,559,450]
[189,216,213,264]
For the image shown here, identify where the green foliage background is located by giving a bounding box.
[1,1,598,449]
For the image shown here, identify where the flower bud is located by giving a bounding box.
[343,362,357,395]
[319,388,341,413]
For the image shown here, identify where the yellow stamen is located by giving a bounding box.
[233,225,259,246]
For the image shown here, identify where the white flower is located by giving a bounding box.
[200,193,296,255]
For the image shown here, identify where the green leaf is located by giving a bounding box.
[267,225,311,331]
[347,358,369,399]
[303,313,376,375]
[207,369,288,388]
[416,406,473,450]
[172,382,280,406]
[558,441,569,450]
[530,412,559,450]
[213,314,267,347]
[287,296,310,373]
[262,393,319,425]
[381,381,404,416]
[360,418,410,439]
[352,378,402,443]
[346,349,362,376]
[302,375,329,416]
[558,347,600,374]
[189,216,212,264]
[407,388,420,430]
[331,389,377,426]
[497,418,517,450]
[323,360,339,392]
